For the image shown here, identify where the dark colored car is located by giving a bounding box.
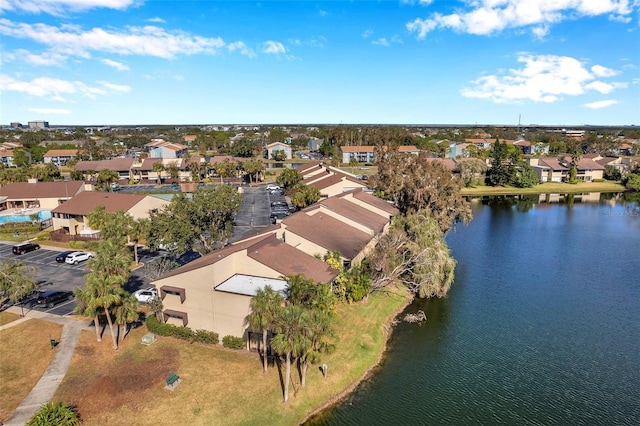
[33,290,73,308]
[12,242,41,255]
[55,250,75,263]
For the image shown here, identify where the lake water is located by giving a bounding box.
[309,193,640,425]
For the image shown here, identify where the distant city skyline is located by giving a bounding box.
[1,1,639,126]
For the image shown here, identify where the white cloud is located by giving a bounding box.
[407,0,635,38]
[28,107,71,114]
[227,41,255,57]
[591,64,618,77]
[147,17,165,23]
[584,100,618,109]
[263,41,286,54]
[461,54,627,104]
[372,38,390,46]
[401,0,434,5]
[101,58,129,71]
[362,29,373,38]
[14,49,67,66]
[0,19,231,59]
[0,75,130,100]
[319,9,327,17]
[98,81,131,92]
[0,0,139,15]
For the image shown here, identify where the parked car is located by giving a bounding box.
[133,287,158,304]
[270,210,290,224]
[33,290,73,308]
[269,189,284,196]
[65,251,94,265]
[55,250,76,263]
[111,182,121,191]
[270,200,288,208]
[265,184,281,191]
[12,242,40,255]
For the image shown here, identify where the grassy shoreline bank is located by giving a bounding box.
[461,181,626,196]
[51,286,413,425]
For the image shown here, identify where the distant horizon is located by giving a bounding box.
[9,122,639,130]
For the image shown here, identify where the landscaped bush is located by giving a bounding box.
[592,178,606,183]
[192,329,220,345]
[145,316,218,345]
[27,401,80,426]
[69,240,89,249]
[222,335,244,350]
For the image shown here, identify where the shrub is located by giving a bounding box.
[68,240,88,250]
[27,401,80,426]
[222,335,244,350]
[145,316,218,345]
[592,178,605,183]
[192,329,219,345]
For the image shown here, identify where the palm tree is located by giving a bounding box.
[128,218,150,266]
[85,271,124,350]
[271,305,307,403]
[96,168,120,190]
[73,287,103,342]
[299,309,335,387]
[247,286,284,373]
[152,161,165,184]
[0,261,38,317]
[114,292,140,343]
[88,239,132,278]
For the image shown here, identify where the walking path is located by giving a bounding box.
[2,307,88,426]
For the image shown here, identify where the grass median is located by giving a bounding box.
[54,286,410,425]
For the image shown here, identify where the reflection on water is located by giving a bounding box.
[309,194,640,426]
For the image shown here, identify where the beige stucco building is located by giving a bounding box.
[50,191,169,236]
[152,234,338,341]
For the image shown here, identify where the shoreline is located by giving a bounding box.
[301,287,414,424]
[461,181,626,196]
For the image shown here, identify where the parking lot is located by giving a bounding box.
[1,184,277,316]
[0,243,165,317]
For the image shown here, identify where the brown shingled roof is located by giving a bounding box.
[157,235,272,280]
[575,158,606,170]
[44,149,78,157]
[282,211,371,260]
[538,158,569,171]
[0,181,85,200]
[296,161,324,174]
[51,191,146,215]
[348,189,398,216]
[248,235,339,283]
[74,158,134,171]
[315,196,388,234]
[306,172,366,192]
[138,158,163,171]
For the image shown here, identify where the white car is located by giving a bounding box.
[65,251,94,265]
[265,184,281,191]
[133,288,158,304]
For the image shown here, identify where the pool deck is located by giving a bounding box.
[0,207,47,218]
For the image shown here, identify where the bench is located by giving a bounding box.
[164,373,181,390]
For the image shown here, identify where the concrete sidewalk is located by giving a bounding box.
[2,307,87,426]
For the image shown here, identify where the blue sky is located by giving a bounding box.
[1,0,639,126]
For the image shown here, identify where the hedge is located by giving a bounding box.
[222,335,244,350]
[145,316,219,345]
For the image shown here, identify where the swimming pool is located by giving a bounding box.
[0,210,52,223]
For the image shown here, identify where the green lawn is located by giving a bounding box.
[462,181,626,196]
[55,286,412,425]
